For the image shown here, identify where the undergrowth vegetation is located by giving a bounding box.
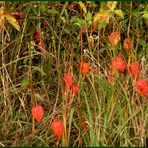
[0,2,148,146]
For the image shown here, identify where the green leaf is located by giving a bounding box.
[47,9,59,14]
[133,10,140,17]
[107,1,118,11]
[73,23,81,28]
[100,2,108,12]
[32,66,46,76]
[73,18,85,26]
[40,4,47,13]
[70,16,86,27]
[86,11,92,25]
[98,22,106,30]
[138,39,147,48]
[21,79,31,88]
[115,9,124,19]
[35,136,49,146]
[70,16,78,23]
[68,108,75,142]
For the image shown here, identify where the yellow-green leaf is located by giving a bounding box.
[0,7,4,21]
[0,7,5,32]
[4,12,20,31]
[79,2,87,14]
[115,9,124,19]
[92,11,111,31]
[107,2,118,11]
[0,6,4,15]
[142,12,148,19]
[100,2,108,12]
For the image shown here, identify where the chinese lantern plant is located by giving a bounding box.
[108,70,114,84]
[78,61,89,75]
[51,116,64,140]
[32,105,44,123]
[72,84,79,95]
[111,56,126,74]
[107,55,126,84]
[63,75,73,90]
[109,31,120,47]
[34,31,41,43]
[123,38,133,51]
[135,79,147,97]
[63,75,79,93]
[129,62,140,78]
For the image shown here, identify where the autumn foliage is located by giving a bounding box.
[0,2,147,147]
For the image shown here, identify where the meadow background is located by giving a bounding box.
[0,1,148,146]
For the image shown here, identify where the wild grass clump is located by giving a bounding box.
[0,2,147,146]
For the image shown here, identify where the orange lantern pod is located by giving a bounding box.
[135,79,147,97]
[129,62,140,78]
[109,32,120,47]
[78,62,89,75]
[111,56,126,74]
[32,105,44,123]
[123,38,133,51]
[51,116,63,140]
[63,75,73,89]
